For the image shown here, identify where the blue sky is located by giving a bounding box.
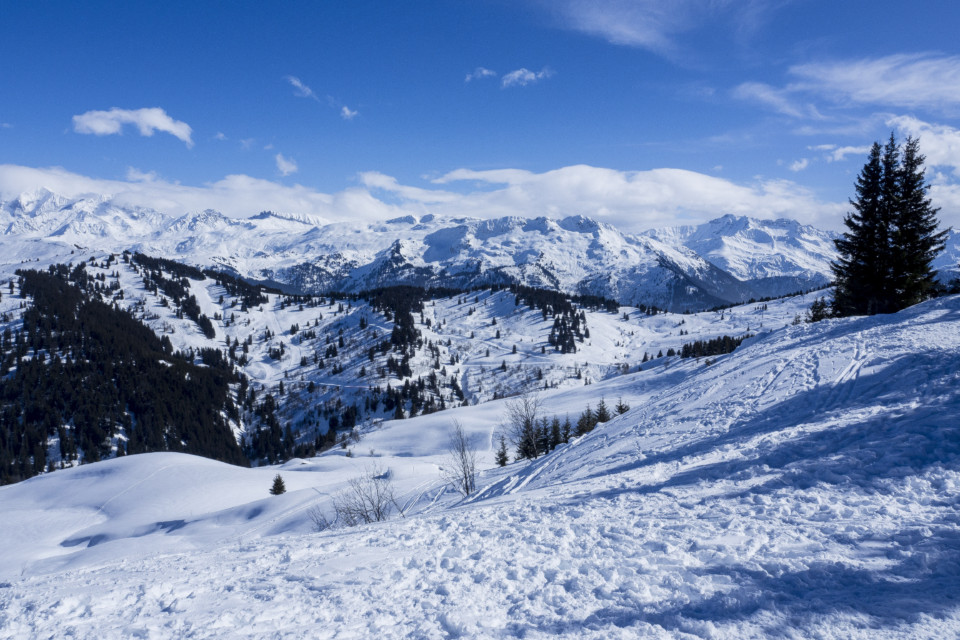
[3,0,960,231]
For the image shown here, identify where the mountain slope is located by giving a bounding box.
[2,295,958,638]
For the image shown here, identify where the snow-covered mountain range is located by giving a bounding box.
[5,188,958,311]
[0,188,872,311]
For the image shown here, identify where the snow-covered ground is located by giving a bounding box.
[2,294,959,638]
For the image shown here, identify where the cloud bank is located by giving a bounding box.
[0,162,861,231]
[72,108,194,147]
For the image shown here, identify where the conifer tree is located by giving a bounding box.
[891,137,948,308]
[832,135,946,317]
[270,473,286,495]
[595,398,612,423]
[495,434,509,467]
[833,142,886,316]
[615,397,630,415]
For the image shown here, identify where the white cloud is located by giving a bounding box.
[544,0,779,57]
[0,123,11,129]
[360,172,459,204]
[886,115,960,179]
[214,132,227,141]
[240,138,255,150]
[732,82,821,119]
[0,162,857,231]
[465,67,497,82]
[825,145,870,163]
[427,164,845,228]
[125,167,160,183]
[0,164,404,223]
[285,75,320,102]
[789,158,809,172]
[72,107,194,147]
[790,54,960,112]
[501,67,554,88]
[275,153,298,177]
[546,0,695,53]
[288,75,359,121]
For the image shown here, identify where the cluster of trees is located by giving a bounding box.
[499,394,629,463]
[364,286,432,351]
[547,311,587,353]
[831,135,948,316]
[679,334,752,360]
[0,267,246,484]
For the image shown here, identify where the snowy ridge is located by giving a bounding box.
[2,295,959,638]
[0,190,868,310]
[645,213,841,297]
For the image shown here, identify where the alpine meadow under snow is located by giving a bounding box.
[1,290,958,638]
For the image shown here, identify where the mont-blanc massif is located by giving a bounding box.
[2,3,960,639]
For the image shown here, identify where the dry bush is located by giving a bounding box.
[441,420,477,496]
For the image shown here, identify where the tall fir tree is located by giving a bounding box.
[891,136,948,309]
[832,134,946,317]
[832,142,886,316]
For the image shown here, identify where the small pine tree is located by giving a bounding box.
[615,397,630,415]
[495,434,509,467]
[575,404,596,436]
[595,398,612,423]
[549,416,562,450]
[806,297,830,323]
[270,473,286,495]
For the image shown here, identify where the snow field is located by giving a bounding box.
[2,295,959,637]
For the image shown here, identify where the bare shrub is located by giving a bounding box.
[441,420,477,496]
[332,464,403,526]
[307,504,335,532]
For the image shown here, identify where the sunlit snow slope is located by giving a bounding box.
[1,296,959,639]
